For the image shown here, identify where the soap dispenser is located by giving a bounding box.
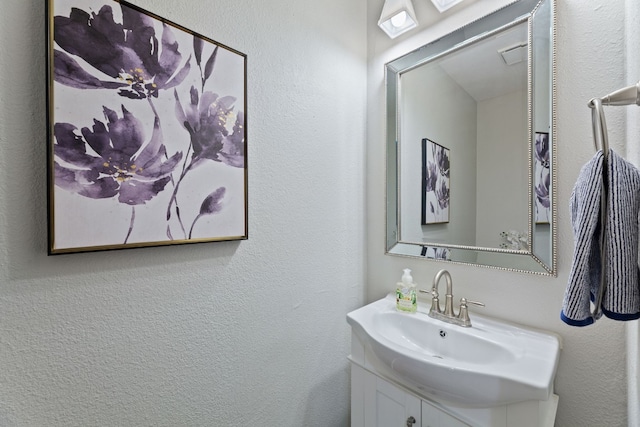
[396,268,417,313]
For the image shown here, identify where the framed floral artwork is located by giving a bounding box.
[534,132,550,223]
[46,0,247,254]
[421,138,450,225]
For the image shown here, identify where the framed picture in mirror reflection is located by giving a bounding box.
[421,139,450,225]
[534,132,551,223]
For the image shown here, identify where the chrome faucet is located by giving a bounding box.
[420,269,484,327]
[430,269,454,317]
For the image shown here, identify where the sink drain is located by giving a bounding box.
[439,329,447,338]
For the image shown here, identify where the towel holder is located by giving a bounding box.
[589,98,609,156]
[589,80,640,107]
[585,80,640,319]
[587,80,640,155]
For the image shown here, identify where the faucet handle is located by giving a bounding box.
[461,298,485,308]
[419,289,441,314]
[457,297,484,327]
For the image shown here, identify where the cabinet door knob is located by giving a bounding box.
[406,415,416,426]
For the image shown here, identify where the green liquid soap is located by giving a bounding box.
[396,268,417,313]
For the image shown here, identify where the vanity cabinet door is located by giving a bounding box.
[363,373,421,427]
[422,400,470,427]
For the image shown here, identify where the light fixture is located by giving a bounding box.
[429,0,465,13]
[378,0,418,39]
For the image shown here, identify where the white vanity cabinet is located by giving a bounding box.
[422,400,470,427]
[353,363,469,427]
[349,328,559,427]
[351,365,470,427]
[361,366,421,426]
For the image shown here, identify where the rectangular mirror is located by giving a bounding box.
[385,0,556,275]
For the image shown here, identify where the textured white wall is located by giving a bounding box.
[476,90,528,249]
[0,0,366,425]
[399,66,477,249]
[367,0,629,426]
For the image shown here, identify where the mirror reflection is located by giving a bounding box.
[399,21,529,251]
[386,0,556,275]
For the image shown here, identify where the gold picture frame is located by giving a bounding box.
[47,0,248,254]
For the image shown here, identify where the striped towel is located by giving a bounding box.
[561,149,640,326]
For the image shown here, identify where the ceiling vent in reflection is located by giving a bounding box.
[498,44,527,66]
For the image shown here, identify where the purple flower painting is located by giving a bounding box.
[421,139,450,224]
[48,0,247,253]
[54,105,184,244]
[534,132,551,223]
[53,4,191,99]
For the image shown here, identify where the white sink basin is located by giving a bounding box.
[347,295,561,407]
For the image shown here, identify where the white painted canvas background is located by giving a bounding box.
[51,0,246,249]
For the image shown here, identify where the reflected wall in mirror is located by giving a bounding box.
[386,0,556,275]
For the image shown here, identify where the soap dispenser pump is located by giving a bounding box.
[396,268,417,313]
